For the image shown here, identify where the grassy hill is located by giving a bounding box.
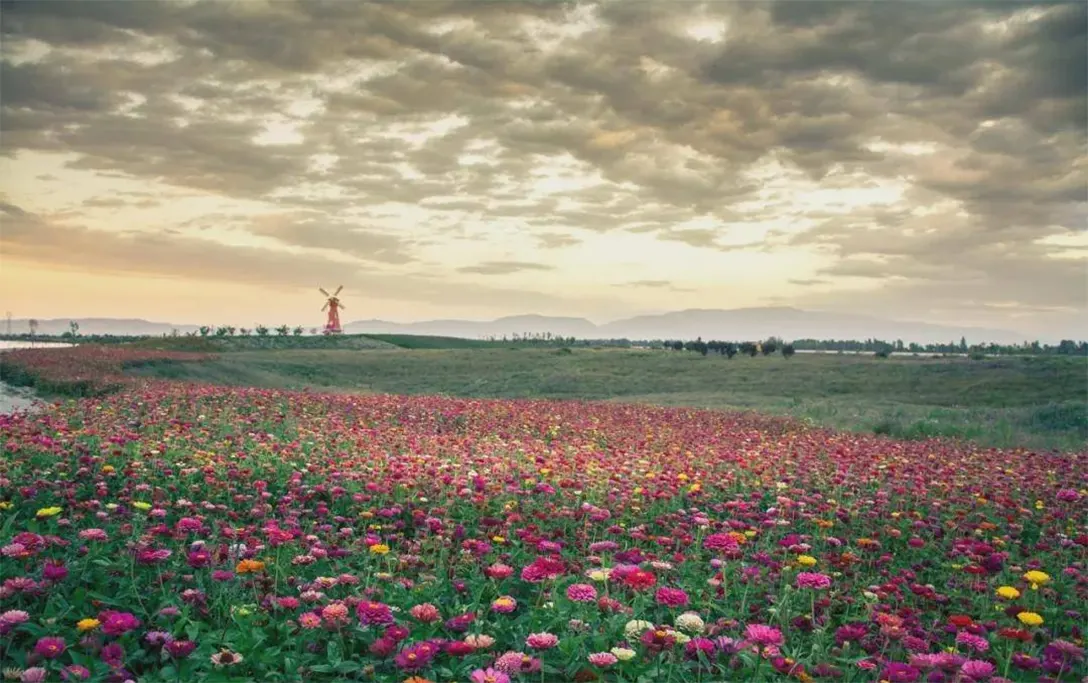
[128,347,1087,451]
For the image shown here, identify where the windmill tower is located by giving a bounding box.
[319,286,344,335]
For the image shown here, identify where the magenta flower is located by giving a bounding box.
[99,610,141,636]
[34,636,66,659]
[702,533,739,552]
[394,641,438,671]
[960,659,996,681]
[796,572,831,590]
[356,600,395,626]
[166,640,197,658]
[42,560,68,582]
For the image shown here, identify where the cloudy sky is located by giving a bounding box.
[1,0,1085,336]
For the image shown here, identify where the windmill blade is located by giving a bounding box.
[322,303,329,311]
[319,287,330,297]
[338,303,345,310]
[333,285,343,296]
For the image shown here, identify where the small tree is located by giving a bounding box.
[69,321,80,337]
[781,343,795,358]
[293,326,304,336]
[215,326,229,337]
[238,327,251,337]
[28,319,39,336]
[761,337,778,356]
[723,342,738,358]
[275,324,290,336]
[226,326,236,336]
[255,325,269,337]
[198,325,211,337]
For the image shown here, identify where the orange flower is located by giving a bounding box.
[403,678,435,683]
[235,559,266,574]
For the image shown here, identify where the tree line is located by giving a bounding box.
[4,325,1086,357]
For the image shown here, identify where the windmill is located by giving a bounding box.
[319,285,344,335]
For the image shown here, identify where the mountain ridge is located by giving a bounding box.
[1,308,1048,344]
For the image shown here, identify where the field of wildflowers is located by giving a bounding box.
[0,348,1086,682]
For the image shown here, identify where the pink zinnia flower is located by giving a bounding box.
[703,533,739,552]
[298,612,322,629]
[566,583,597,602]
[955,631,990,653]
[20,668,47,683]
[410,603,441,623]
[796,572,832,590]
[485,563,514,579]
[491,595,517,613]
[356,600,395,626]
[176,517,203,534]
[526,632,559,650]
[588,652,619,667]
[655,587,690,607]
[960,659,996,681]
[685,637,717,660]
[469,668,510,683]
[494,651,529,673]
[0,610,30,625]
[745,624,784,647]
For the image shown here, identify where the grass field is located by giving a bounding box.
[129,347,1087,450]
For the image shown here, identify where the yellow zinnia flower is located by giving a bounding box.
[1016,611,1044,627]
[797,555,817,567]
[132,502,152,511]
[369,544,390,555]
[1023,570,1050,589]
[77,618,101,632]
[0,501,12,511]
[996,586,1020,600]
[36,506,63,518]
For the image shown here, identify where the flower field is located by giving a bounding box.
[0,355,1086,682]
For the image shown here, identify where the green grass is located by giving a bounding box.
[123,334,397,352]
[362,334,508,349]
[128,347,1088,451]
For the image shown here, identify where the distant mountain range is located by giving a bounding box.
[5,308,1039,344]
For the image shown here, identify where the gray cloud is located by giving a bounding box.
[535,232,581,249]
[0,0,1084,330]
[457,260,554,275]
[245,214,417,265]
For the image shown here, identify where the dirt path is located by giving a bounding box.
[0,382,43,415]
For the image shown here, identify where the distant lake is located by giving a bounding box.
[0,340,73,350]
